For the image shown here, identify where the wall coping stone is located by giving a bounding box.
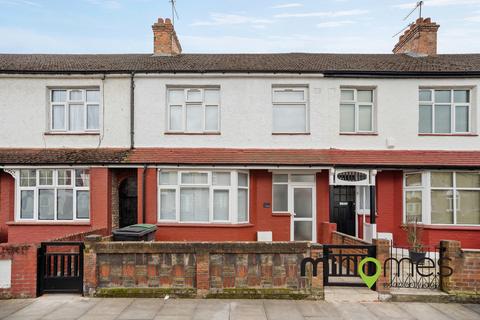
[89,241,321,254]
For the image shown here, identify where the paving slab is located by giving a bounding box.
[463,304,480,315]
[324,287,378,302]
[77,298,133,320]
[397,302,455,320]
[4,297,66,320]
[117,298,164,320]
[156,299,199,317]
[41,297,99,320]
[229,300,267,320]
[192,300,230,320]
[363,302,416,319]
[0,299,35,319]
[295,301,342,319]
[429,303,480,320]
[331,301,379,320]
[263,300,304,320]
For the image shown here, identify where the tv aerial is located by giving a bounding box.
[392,1,424,38]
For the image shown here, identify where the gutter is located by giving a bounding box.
[1,70,480,78]
[130,72,135,149]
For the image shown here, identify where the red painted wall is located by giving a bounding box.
[5,167,111,244]
[0,172,14,243]
[375,170,480,249]
[148,169,291,241]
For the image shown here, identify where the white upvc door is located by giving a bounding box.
[290,185,316,241]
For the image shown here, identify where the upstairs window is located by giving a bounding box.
[272,87,309,133]
[17,168,90,221]
[419,89,471,134]
[167,88,220,133]
[340,88,374,133]
[50,89,100,132]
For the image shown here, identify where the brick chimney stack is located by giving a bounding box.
[393,17,440,56]
[152,18,182,56]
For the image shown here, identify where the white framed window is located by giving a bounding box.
[272,87,309,133]
[403,171,480,225]
[158,170,249,223]
[272,173,315,213]
[167,88,220,133]
[17,168,90,221]
[50,89,100,132]
[340,88,375,133]
[419,89,471,134]
[356,186,371,215]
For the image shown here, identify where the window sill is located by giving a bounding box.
[420,224,480,231]
[272,133,311,135]
[340,132,378,136]
[164,132,221,135]
[7,221,91,226]
[418,133,478,137]
[156,222,253,228]
[44,132,100,136]
[272,212,292,216]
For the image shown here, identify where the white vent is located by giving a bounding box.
[257,231,272,242]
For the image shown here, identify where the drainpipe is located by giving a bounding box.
[142,164,147,224]
[130,72,135,149]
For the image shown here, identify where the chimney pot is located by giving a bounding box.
[393,17,439,56]
[152,17,182,56]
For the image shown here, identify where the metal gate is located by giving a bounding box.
[37,242,84,295]
[323,244,376,287]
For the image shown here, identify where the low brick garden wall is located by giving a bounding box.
[83,237,323,299]
[441,240,480,301]
[0,243,37,298]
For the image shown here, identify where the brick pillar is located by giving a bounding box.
[373,238,390,294]
[83,235,101,297]
[440,240,461,293]
[196,251,210,298]
[310,244,324,300]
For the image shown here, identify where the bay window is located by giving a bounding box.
[167,87,220,133]
[404,171,480,225]
[50,89,100,132]
[340,88,375,133]
[17,169,90,221]
[272,87,309,133]
[158,170,249,223]
[419,89,471,134]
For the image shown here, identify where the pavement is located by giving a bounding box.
[0,290,480,320]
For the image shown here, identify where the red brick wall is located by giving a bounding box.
[84,240,322,299]
[441,240,480,295]
[5,168,112,244]
[0,243,37,298]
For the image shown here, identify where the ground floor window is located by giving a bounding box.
[17,168,90,221]
[158,170,249,223]
[404,171,480,225]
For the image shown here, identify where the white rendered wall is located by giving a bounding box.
[0,74,479,150]
[134,75,480,150]
[0,76,131,148]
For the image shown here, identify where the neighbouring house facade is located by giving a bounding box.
[1,17,480,248]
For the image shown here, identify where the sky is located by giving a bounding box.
[0,0,479,54]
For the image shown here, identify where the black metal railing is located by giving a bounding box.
[386,244,444,289]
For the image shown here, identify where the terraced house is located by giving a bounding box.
[1,17,480,249]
